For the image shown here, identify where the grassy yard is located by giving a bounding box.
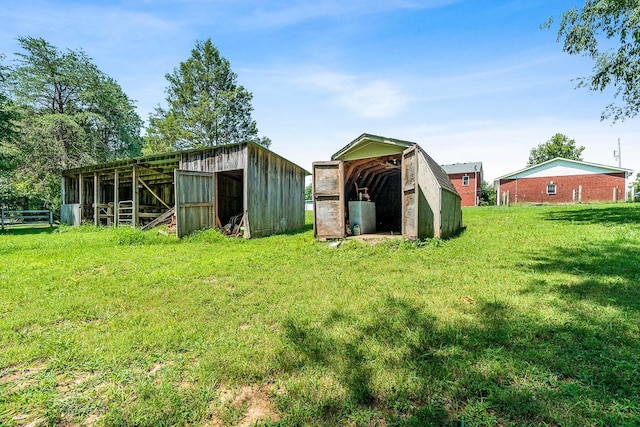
[1,203,639,426]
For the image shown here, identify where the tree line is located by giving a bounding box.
[0,37,268,210]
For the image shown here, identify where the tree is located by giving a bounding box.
[0,54,21,174]
[630,172,640,202]
[5,37,143,209]
[146,39,270,152]
[527,133,584,166]
[479,180,496,206]
[549,1,640,121]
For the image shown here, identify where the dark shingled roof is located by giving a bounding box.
[441,162,483,175]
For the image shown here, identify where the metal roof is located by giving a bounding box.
[441,162,483,175]
[494,157,632,181]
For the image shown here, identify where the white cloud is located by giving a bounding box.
[296,69,409,118]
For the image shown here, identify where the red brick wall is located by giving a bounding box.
[448,172,481,206]
[498,173,626,204]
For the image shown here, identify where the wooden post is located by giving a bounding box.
[1,210,4,231]
[93,171,99,226]
[114,169,119,227]
[49,210,53,227]
[78,173,83,222]
[132,165,139,227]
[61,176,66,206]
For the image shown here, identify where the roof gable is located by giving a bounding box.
[332,133,414,161]
[496,158,632,181]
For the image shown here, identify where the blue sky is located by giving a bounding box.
[1,0,638,182]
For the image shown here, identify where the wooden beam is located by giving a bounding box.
[138,178,171,210]
[132,165,139,227]
[78,173,84,221]
[93,172,99,227]
[114,169,119,227]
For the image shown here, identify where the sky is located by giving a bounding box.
[1,0,639,183]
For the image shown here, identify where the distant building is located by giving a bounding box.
[441,162,483,206]
[494,158,632,205]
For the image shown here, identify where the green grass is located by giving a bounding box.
[1,204,639,426]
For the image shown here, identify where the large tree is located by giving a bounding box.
[145,39,270,153]
[528,133,585,166]
[549,1,640,121]
[0,54,21,173]
[5,36,143,209]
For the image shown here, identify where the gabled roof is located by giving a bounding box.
[332,133,414,161]
[495,157,632,181]
[441,162,483,175]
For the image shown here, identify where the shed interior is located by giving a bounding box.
[216,169,244,227]
[343,154,403,233]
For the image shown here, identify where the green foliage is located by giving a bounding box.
[2,204,640,425]
[146,39,269,152]
[480,180,497,206]
[527,133,584,166]
[630,172,640,202]
[0,54,21,175]
[304,183,312,200]
[3,37,142,209]
[549,1,640,121]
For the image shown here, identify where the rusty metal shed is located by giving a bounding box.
[61,141,308,238]
[312,133,462,240]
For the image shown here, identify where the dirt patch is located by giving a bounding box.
[0,362,47,392]
[206,384,280,427]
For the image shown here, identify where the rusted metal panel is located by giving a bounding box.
[313,161,344,240]
[174,170,215,238]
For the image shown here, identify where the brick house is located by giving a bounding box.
[441,162,483,206]
[495,158,632,205]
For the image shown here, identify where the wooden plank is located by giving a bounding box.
[132,165,139,227]
[174,169,215,238]
[313,161,344,239]
[114,169,119,226]
[401,146,418,239]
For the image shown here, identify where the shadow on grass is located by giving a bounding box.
[544,204,640,225]
[526,240,640,311]
[0,225,58,235]
[278,291,640,426]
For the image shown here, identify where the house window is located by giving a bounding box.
[462,175,469,186]
[547,183,557,195]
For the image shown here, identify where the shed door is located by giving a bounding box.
[175,170,215,238]
[401,146,418,239]
[313,161,345,239]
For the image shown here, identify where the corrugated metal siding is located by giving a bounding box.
[247,145,306,238]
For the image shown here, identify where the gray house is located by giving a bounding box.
[312,133,462,240]
[61,142,308,238]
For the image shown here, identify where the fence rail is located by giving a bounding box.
[1,210,54,230]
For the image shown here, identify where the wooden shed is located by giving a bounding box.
[61,142,308,238]
[313,133,462,240]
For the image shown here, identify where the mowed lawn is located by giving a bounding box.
[1,204,639,427]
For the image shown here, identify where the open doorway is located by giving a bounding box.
[216,169,244,227]
[343,154,402,234]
